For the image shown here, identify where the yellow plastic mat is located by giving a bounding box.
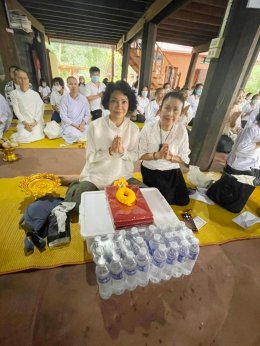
[0,177,92,275]
[0,175,259,275]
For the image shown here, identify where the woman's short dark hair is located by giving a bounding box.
[52,77,64,88]
[161,91,184,107]
[39,78,46,85]
[102,80,137,112]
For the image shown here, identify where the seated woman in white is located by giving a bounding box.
[0,94,12,137]
[224,111,260,182]
[139,92,190,206]
[59,76,91,144]
[179,87,192,126]
[63,80,145,213]
[241,94,260,127]
[50,77,67,123]
[187,83,203,125]
[136,86,149,122]
[10,69,44,143]
[145,88,164,124]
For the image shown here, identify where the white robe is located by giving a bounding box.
[0,94,12,137]
[227,123,260,171]
[10,89,44,143]
[59,93,91,144]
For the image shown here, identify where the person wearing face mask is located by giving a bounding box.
[38,78,51,104]
[136,86,150,122]
[50,77,67,123]
[139,92,190,205]
[85,66,106,120]
[241,94,260,127]
[187,83,203,125]
[179,87,193,127]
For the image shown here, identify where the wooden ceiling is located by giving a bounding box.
[18,0,228,48]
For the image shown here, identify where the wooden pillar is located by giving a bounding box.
[139,22,157,94]
[121,42,130,80]
[189,0,260,170]
[34,30,51,85]
[240,39,260,89]
[111,45,115,82]
[184,51,199,89]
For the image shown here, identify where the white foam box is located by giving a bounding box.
[79,187,181,252]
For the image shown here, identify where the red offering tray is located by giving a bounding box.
[105,185,154,229]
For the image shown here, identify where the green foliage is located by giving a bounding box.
[245,65,260,94]
[49,42,122,81]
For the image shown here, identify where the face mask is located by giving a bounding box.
[142,91,148,97]
[42,82,47,87]
[54,85,62,92]
[195,89,202,96]
[91,76,100,83]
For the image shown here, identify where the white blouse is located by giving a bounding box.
[187,94,200,118]
[80,115,140,189]
[139,120,190,170]
[227,123,260,170]
[137,96,149,114]
[145,99,160,124]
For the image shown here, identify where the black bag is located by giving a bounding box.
[216,135,234,153]
[136,113,145,123]
[206,173,255,213]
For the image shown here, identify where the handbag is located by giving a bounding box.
[206,173,255,213]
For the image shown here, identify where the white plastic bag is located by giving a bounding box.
[44,121,61,139]
[187,165,216,188]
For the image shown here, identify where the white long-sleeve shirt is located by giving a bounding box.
[10,88,44,123]
[145,99,160,124]
[139,120,190,170]
[187,94,200,118]
[137,95,149,114]
[59,93,90,126]
[227,123,260,170]
[80,115,140,189]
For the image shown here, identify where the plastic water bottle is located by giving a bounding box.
[109,254,125,295]
[177,240,190,275]
[132,236,146,255]
[149,233,163,255]
[92,245,105,264]
[163,232,174,247]
[136,247,150,287]
[121,239,132,259]
[123,251,138,291]
[162,242,179,280]
[95,257,112,300]
[149,244,167,283]
[185,238,200,275]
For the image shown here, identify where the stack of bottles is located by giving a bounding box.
[91,222,200,300]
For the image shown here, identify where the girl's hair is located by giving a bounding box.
[39,78,47,86]
[52,77,64,88]
[251,94,259,101]
[161,91,184,107]
[102,80,137,112]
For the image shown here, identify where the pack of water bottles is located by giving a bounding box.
[91,222,200,299]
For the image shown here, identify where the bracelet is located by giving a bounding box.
[152,152,157,160]
[108,147,112,156]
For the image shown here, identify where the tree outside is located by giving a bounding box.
[245,64,260,94]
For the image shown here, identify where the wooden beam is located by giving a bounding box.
[159,23,217,37]
[171,10,222,26]
[36,13,127,30]
[156,36,201,47]
[121,42,130,80]
[117,0,176,50]
[162,18,219,32]
[189,0,260,170]
[192,0,228,8]
[43,23,125,36]
[184,2,226,17]
[46,29,119,41]
[152,0,192,24]
[184,52,199,88]
[158,27,213,40]
[193,42,210,53]
[139,22,157,93]
[21,0,141,21]
[6,0,45,33]
[48,34,115,45]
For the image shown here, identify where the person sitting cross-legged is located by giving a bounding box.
[63,80,146,214]
[59,76,91,144]
[10,69,44,143]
